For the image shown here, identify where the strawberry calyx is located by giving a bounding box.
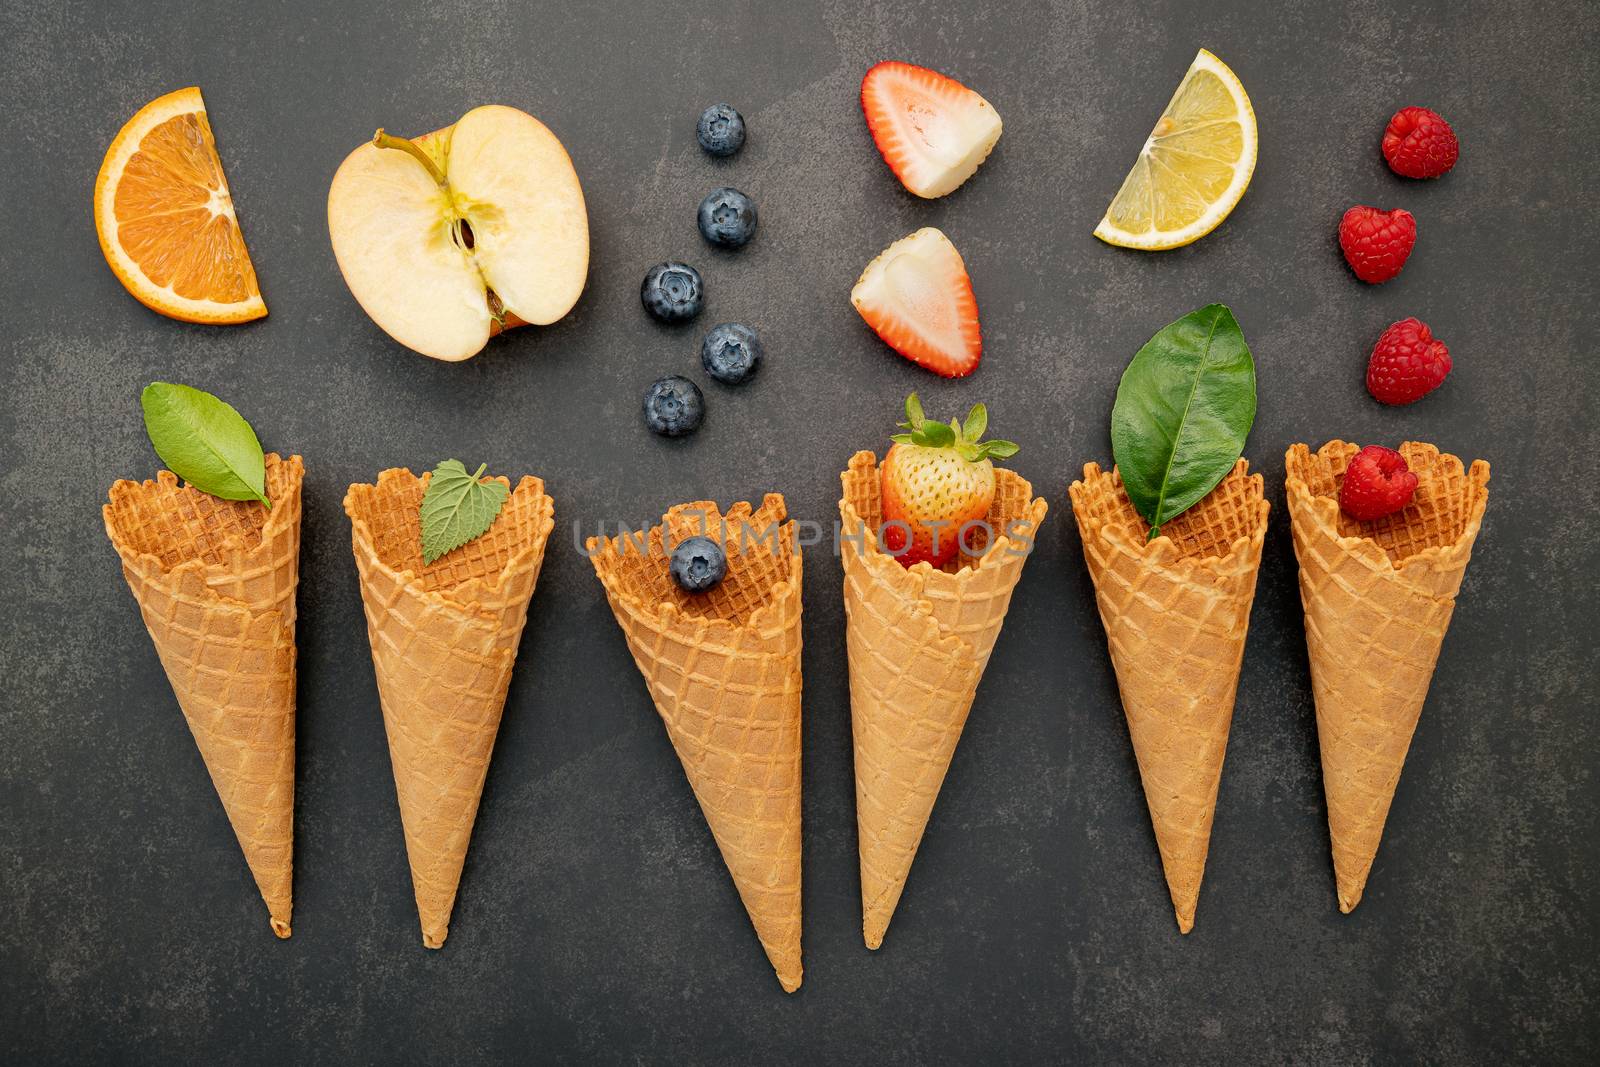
[888,393,1019,463]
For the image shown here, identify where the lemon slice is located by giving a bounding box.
[1093,49,1257,250]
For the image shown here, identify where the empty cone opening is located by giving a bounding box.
[1286,441,1490,566]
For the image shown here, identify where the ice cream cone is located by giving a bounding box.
[344,468,554,948]
[103,453,304,938]
[1285,441,1490,913]
[588,495,804,993]
[839,451,1048,950]
[1069,459,1269,933]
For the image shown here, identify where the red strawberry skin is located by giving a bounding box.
[860,60,1002,199]
[851,228,982,377]
[1367,318,1452,405]
[1382,106,1459,179]
[1339,206,1416,283]
[1339,445,1419,521]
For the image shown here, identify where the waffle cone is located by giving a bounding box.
[103,453,304,938]
[1069,460,1269,933]
[344,468,554,948]
[1286,441,1490,913]
[588,496,803,993]
[839,451,1048,950]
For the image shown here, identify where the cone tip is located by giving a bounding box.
[1337,874,1366,914]
[271,918,292,939]
[1175,913,1194,935]
[423,930,448,949]
[778,971,802,993]
[863,930,884,951]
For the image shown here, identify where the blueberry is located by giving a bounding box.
[641,262,704,323]
[669,535,727,593]
[696,104,746,157]
[643,375,705,437]
[697,187,757,249]
[700,323,764,385]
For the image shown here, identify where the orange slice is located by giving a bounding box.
[94,87,267,323]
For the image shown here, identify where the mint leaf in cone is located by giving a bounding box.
[419,460,510,564]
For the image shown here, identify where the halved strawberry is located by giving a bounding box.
[851,227,982,377]
[861,61,1003,198]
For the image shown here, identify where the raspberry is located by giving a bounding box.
[1382,107,1459,179]
[1339,445,1419,522]
[1339,205,1417,283]
[1366,318,1451,405]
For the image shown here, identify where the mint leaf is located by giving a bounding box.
[140,382,270,506]
[419,459,510,564]
[1110,304,1256,538]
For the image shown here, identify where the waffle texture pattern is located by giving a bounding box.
[839,451,1048,949]
[345,468,554,948]
[588,496,804,992]
[1070,459,1269,933]
[1286,441,1490,913]
[103,453,304,938]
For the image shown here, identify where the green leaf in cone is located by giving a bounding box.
[140,382,270,507]
[419,459,510,564]
[1110,303,1256,540]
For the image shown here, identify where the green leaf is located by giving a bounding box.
[903,393,926,430]
[140,383,270,506]
[419,459,511,564]
[963,403,988,442]
[1111,304,1256,536]
[888,394,1019,465]
[915,421,955,448]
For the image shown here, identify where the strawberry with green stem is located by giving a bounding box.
[880,393,1019,568]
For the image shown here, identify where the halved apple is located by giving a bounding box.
[327,104,588,361]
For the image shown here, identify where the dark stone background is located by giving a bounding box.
[2,0,1596,1062]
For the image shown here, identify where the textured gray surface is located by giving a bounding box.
[2,0,1598,1062]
